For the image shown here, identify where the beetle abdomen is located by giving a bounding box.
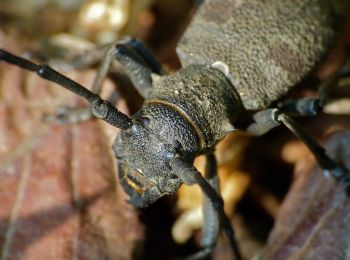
[177,0,346,110]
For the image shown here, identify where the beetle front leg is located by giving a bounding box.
[170,157,242,260]
[44,43,121,124]
[112,37,163,98]
[47,38,162,124]
[90,37,163,97]
[43,106,94,124]
[0,49,133,129]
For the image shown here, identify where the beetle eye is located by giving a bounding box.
[169,174,178,180]
[174,140,183,151]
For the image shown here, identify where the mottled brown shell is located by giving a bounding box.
[177,0,347,110]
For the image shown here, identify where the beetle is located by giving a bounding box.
[0,0,350,259]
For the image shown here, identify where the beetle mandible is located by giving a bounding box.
[1,0,350,259]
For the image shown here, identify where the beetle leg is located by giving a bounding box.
[170,157,242,260]
[247,60,350,134]
[247,107,350,195]
[40,44,114,124]
[42,38,161,124]
[51,45,107,72]
[112,37,163,98]
[318,59,350,108]
[39,43,120,124]
[245,108,281,136]
[276,112,350,195]
[23,36,108,72]
[277,60,350,116]
[75,37,162,98]
[0,49,133,130]
[43,106,94,124]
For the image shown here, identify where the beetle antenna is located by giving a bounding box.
[170,158,242,260]
[0,49,133,130]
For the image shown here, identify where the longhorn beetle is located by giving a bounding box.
[1,0,350,259]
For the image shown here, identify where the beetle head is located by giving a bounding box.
[113,118,182,208]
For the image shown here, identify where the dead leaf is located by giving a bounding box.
[0,35,142,260]
[264,132,350,260]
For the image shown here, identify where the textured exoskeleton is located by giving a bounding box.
[1,0,349,259]
[177,0,347,110]
[115,0,350,207]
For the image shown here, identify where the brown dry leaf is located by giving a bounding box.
[0,35,142,259]
[264,131,350,260]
